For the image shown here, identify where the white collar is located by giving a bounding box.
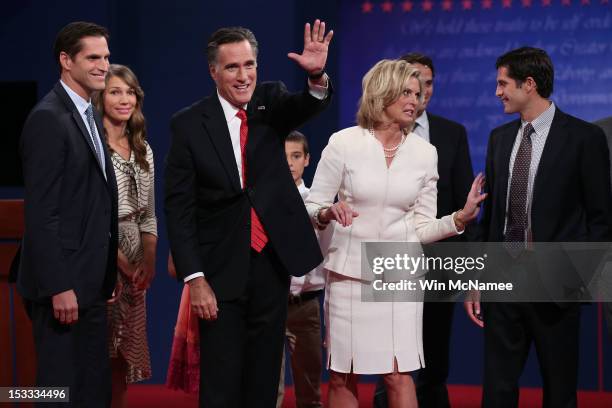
[60,79,91,115]
[297,180,308,195]
[217,90,248,123]
[415,110,429,131]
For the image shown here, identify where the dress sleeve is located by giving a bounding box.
[139,142,158,236]
[413,147,461,244]
[305,132,344,222]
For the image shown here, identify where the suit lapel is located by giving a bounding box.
[244,94,265,186]
[53,83,108,181]
[497,120,520,213]
[427,113,442,150]
[532,109,569,205]
[201,95,242,192]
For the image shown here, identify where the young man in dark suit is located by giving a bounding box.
[464,47,611,408]
[18,21,118,407]
[165,21,333,408]
[373,53,475,408]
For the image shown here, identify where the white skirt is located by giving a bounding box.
[324,270,425,374]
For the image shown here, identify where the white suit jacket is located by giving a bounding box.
[306,126,460,279]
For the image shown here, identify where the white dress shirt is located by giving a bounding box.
[60,80,106,175]
[412,111,430,143]
[504,102,556,239]
[289,181,329,295]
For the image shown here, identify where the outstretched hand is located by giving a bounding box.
[287,19,334,75]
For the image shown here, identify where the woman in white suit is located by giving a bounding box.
[306,59,485,408]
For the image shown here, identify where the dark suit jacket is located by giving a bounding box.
[17,82,118,307]
[165,81,331,301]
[428,112,475,242]
[481,108,611,243]
[595,117,612,185]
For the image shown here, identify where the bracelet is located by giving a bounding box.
[308,70,325,80]
[453,210,466,231]
[313,206,330,230]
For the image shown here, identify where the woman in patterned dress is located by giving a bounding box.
[94,64,156,408]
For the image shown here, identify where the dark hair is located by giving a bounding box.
[207,27,258,66]
[54,21,109,73]
[495,47,554,98]
[399,53,435,77]
[286,130,309,155]
[92,64,150,172]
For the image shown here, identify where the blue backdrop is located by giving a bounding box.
[1,0,611,391]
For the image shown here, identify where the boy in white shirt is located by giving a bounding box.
[277,131,327,408]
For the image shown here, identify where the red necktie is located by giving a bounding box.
[236,109,268,252]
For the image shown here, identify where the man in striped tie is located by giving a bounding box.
[165,21,333,408]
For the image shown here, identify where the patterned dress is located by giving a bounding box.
[108,142,157,384]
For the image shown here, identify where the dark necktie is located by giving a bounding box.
[236,109,268,252]
[85,104,106,176]
[504,123,534,248]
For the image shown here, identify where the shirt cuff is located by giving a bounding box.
[308,74,329,100]
[183,272,204,283]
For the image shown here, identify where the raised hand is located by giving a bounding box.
[287,19,334,76]
[461,173,487,222]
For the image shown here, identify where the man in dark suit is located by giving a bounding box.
[17,21,118,407]
[464,47,611,408]
[373,53,475,408]
[165,21,333,408]
[594,116,612,340]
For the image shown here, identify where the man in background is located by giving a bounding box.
[595,115,612,341]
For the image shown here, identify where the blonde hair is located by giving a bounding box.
[356,59,423,129]
[93,64,149,172]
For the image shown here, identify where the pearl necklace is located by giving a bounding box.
[369,128,407,158]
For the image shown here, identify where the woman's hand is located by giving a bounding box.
[457,173,487,224]
[117,250,137,278]
[134,257,155,290]
[321,201,359,227]
[168,253,176,278]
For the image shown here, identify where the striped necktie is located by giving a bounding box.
[85,104,106,176]
[236,109,268,252]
